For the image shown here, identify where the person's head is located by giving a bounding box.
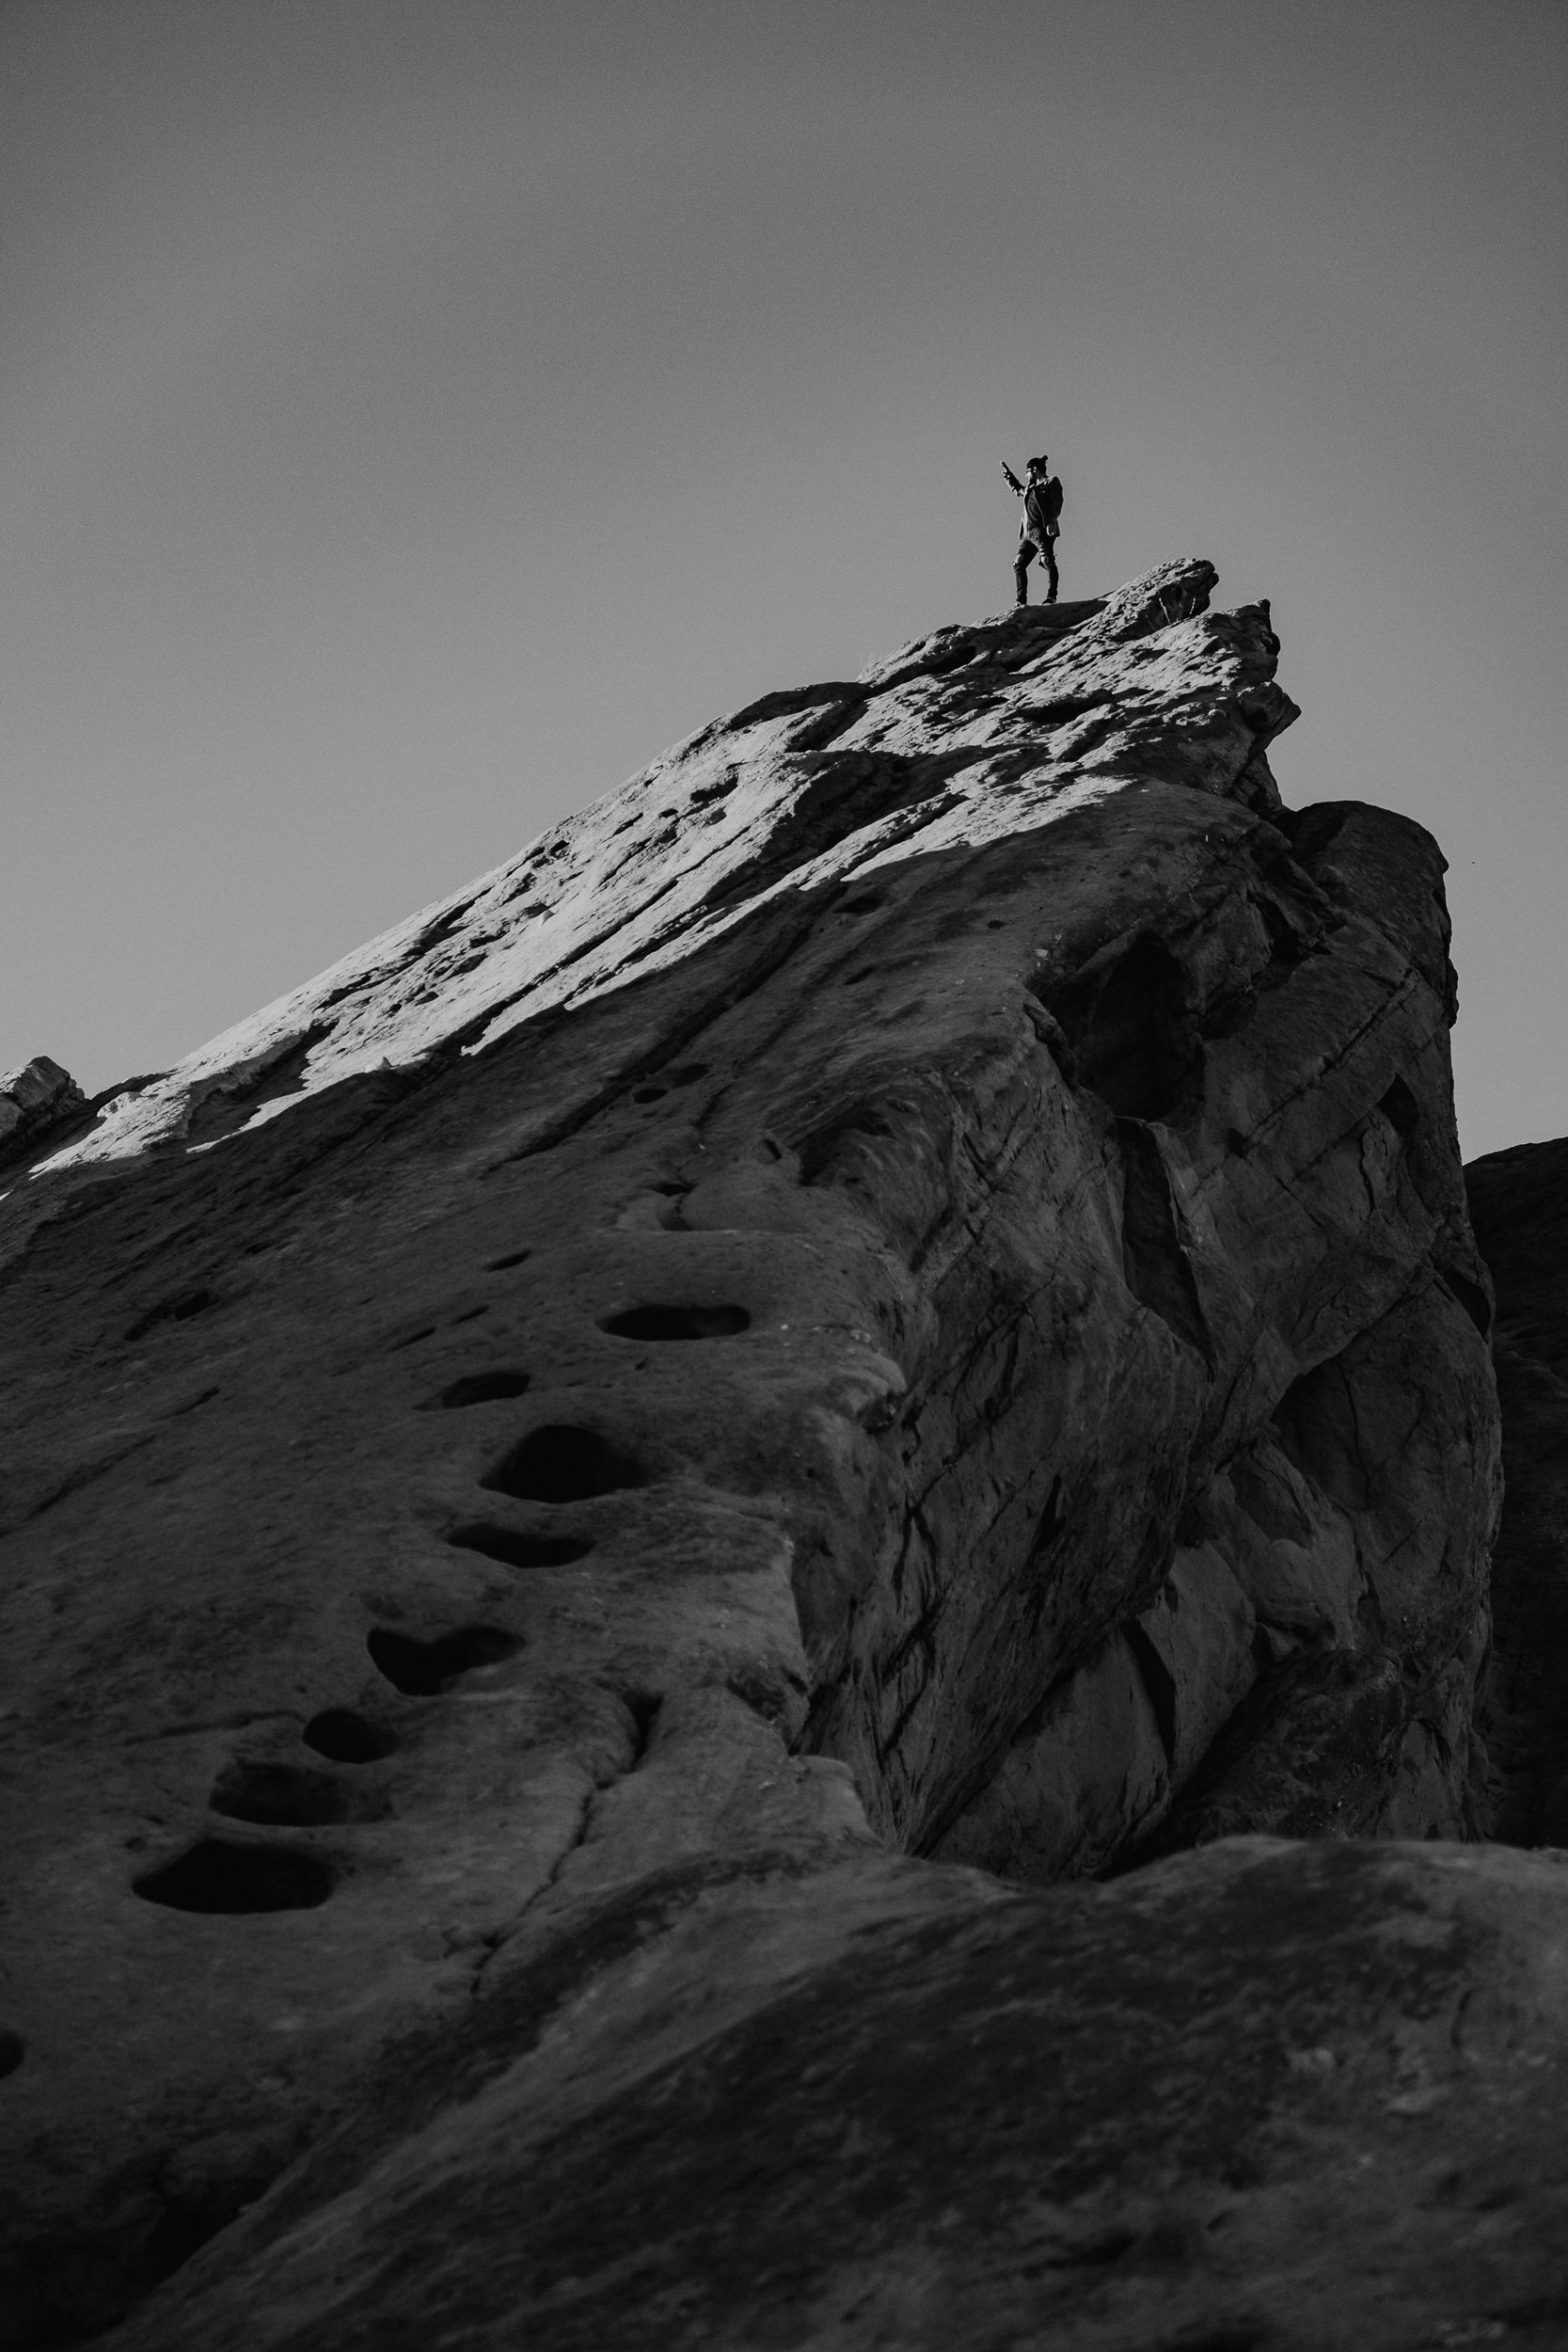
[1028,454,1049,477]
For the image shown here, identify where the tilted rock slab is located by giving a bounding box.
[0,559,1527,2348]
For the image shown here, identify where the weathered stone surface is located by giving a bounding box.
[0,1057,84,1168]
[102,1837,1568,2352]
[0,561,1508,2344]
[1468,1136,1568,1845]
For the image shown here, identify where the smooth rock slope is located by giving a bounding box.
[1,559,1536,2351]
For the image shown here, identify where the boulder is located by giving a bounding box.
[0,1056,84,1166]
[0,561,1513,2346]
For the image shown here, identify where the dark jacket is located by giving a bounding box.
[1021,475,1063,546]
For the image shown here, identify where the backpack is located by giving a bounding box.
[1044,475,1064,524]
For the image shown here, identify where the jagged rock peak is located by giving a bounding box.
[36,557,1293,1171]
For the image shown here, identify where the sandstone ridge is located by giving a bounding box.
[3,562,1551,2352]
[29,559,1280,1172]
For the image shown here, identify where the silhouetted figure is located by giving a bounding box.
[1002,454,1063,604]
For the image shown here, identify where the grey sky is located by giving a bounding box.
[3,0,1562,1155]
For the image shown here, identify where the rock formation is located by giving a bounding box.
[1467,1136,1568,1847]
[3,557,1553,2352]
[0,1057,84,1168]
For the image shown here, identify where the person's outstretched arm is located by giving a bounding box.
[1001,460,1025,496]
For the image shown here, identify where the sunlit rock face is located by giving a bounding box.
[0,560,1516,2350]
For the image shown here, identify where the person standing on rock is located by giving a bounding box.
[1001,453,1063,605]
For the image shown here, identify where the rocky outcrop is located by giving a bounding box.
[1467,1136,1568,1846]
[0,560,1518,2348]
[106,1837,1568,2352]
[0,1057,84,1168]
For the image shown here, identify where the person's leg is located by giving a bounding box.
[1043,532,1059,602]
[1014,537,1035,605]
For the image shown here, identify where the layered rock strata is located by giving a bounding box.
[0,560,1518,2348]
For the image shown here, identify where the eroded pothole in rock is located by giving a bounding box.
[599,1305,750,1341]
[366,1626,520,1696]
[301,1709,397,1762]
[480,1426,648,1504]
[133,1841,335,1915]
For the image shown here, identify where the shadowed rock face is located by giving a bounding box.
[1467,1136,1568,1846]
[102,1839,1568,2352]
[0,561,1520,2349]
[0,1056,84,1167]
